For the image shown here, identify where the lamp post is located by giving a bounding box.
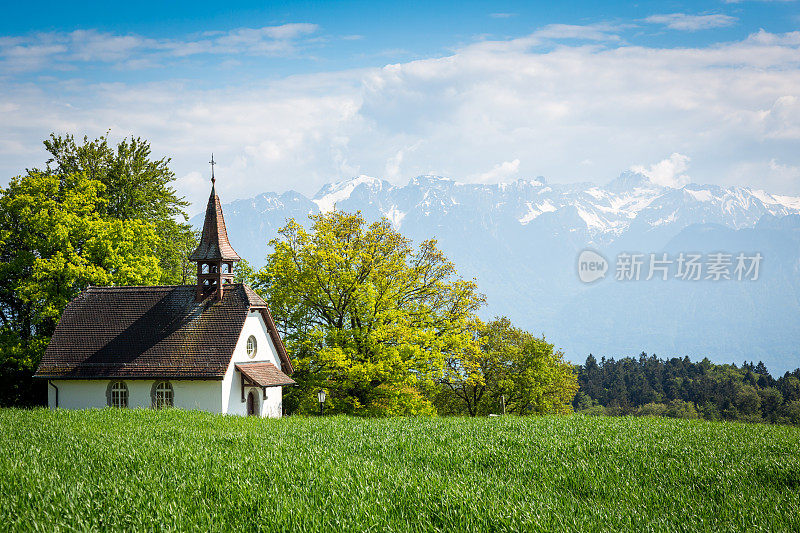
[317,389,326,416]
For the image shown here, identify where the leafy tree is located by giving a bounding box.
[663,399,699,419]
[636,402,668,417]
[780,376,800,402]
[781,400,800,425]
[254,211,484,416]
[573,391,595,412]
[439,317,578,416]
[34,133,194,284]
[734,384,762,421]
[0,172,163,405]
[760,388,784,423]
[233,258,256,285]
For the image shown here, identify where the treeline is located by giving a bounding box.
[574,354,800,425]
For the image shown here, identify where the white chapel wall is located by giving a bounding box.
[49,379,221,412]
[222,310,284,417]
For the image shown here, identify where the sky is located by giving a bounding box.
[1,0,800,215]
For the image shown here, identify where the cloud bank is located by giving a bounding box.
[1,26,800,212]
[0,24,319,72]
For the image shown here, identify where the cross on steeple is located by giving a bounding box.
[209,154,216,184]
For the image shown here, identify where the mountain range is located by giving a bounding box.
[192,173,800,374]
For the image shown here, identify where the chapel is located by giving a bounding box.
[34,167,294,417]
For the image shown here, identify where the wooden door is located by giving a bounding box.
[247,390,256,416]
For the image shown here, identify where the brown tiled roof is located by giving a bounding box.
[35,284,292,379]
[236,362,296,387]
[189,185,241,261]
[242,284,268,307]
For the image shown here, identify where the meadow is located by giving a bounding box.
[0,410,798,532]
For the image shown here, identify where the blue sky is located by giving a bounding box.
[2,0,799,212]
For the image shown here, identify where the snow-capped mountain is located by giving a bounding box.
[194,173,800,373]
[306,171,800,240]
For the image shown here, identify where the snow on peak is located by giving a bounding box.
[751,189,800,210]
[383,205,406,229]
[313,175,383,213]
[409,175,454,187]
[606,170,656,193]
[303,174,800,238]
[519,200,557,225]
[520,176,546,187]
[577,207,608,231]
[684,188,713,202]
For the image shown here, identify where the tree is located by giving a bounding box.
[34,133,194,284]
[254,211,484,415]
[0,172,163,405]
[759,388,784,423]
[440,318,578,416]
[663,399,699,419]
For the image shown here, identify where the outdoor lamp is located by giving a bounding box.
[317,389,326,415]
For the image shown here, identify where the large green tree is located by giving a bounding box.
[34,133,195,284]
[438,318,578,416]
[0,172,163,405]
[254,211,484,415]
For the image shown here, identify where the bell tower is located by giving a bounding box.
[189,155,241,301]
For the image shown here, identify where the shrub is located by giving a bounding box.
[782,400,800,425]
[636,403,668,417]
[698,402,720,421]
[580,405,607,416]
[664,400,698,419]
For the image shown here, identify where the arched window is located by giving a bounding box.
[109,381,128,408]
[201,264,209,274]
[153,381,174,409]
[246,335,257,358]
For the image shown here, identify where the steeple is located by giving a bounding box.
[190,157,240,301]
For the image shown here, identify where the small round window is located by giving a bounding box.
[246,335,257,358]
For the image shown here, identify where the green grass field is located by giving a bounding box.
[1,410,798,532]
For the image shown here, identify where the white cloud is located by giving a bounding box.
[645,13,737,31]
[476,159,521,183]
[761,95,800,139]
[769,159,800,177]
[531,23,622,41]
[728,159,800,195]
[2,27,800,212]
[385,140,422,180]
[763,159,800,192]
[631,154,692,188]
[0,24,320,72]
